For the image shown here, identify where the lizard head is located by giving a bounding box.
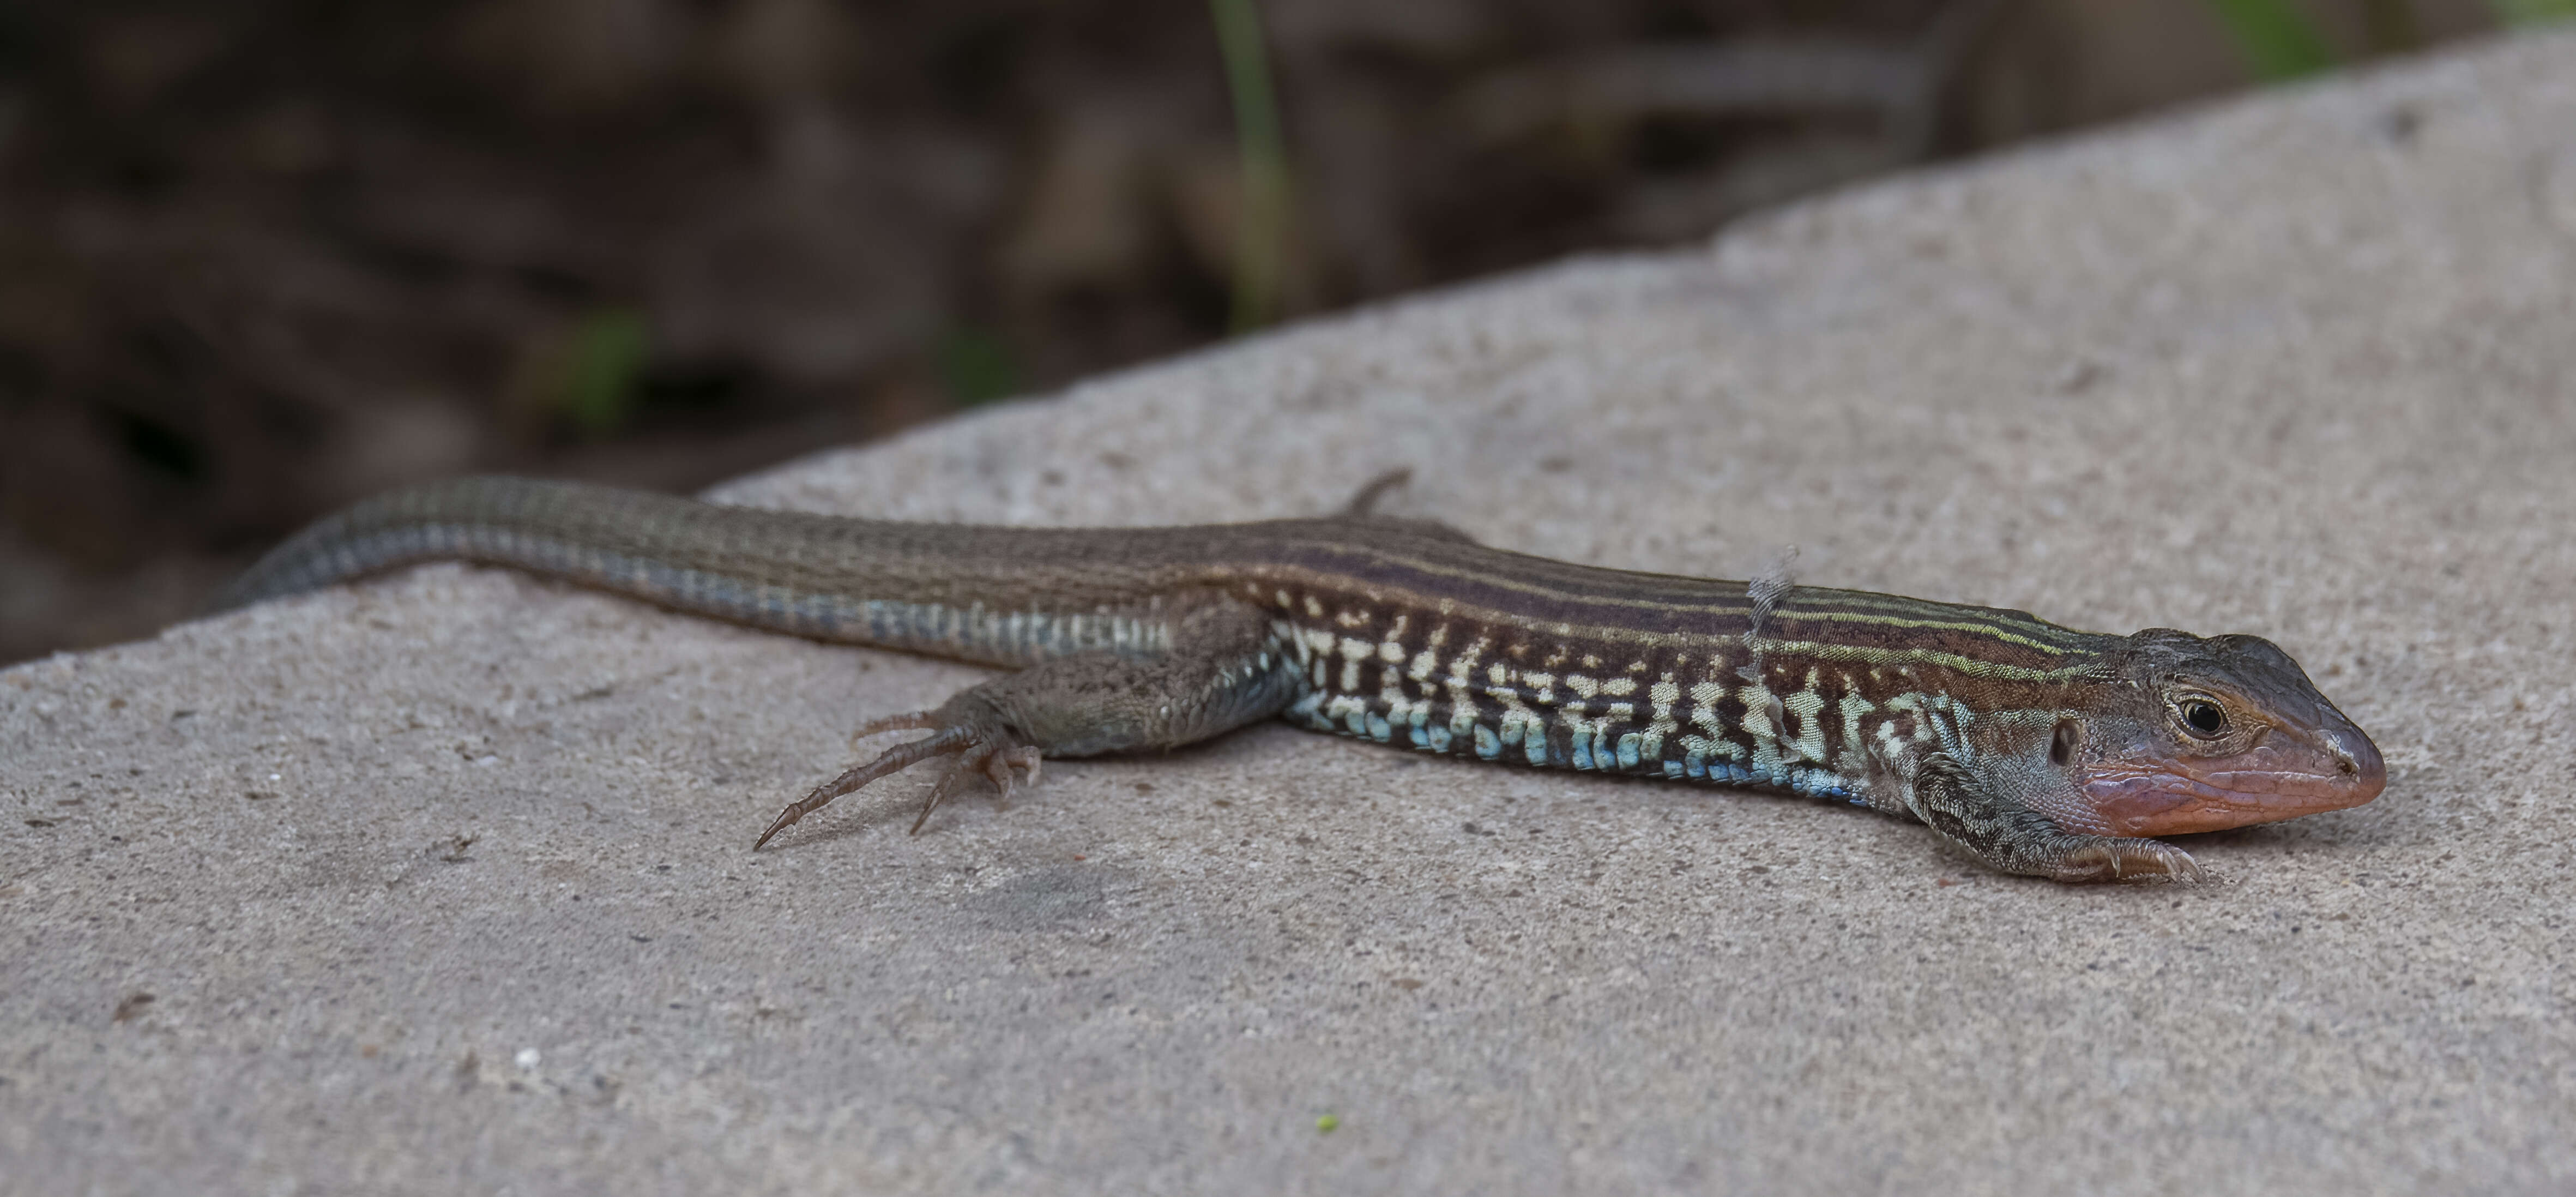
[2058,629,2382,835]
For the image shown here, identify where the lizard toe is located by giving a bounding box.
[981,745,1044,807]
[909,746,997,834]
[847,709,940,750]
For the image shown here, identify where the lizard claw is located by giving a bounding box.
[981,745,1043,805]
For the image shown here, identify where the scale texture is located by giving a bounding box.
[215,475,2379,878]
[8,29,2576,1196]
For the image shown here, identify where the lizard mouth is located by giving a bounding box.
[2080,723,2386,836]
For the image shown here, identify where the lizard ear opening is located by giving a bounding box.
[2049,718,2084,768]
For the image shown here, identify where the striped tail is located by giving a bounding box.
[208,476,1188,667]
[212,477,743,613]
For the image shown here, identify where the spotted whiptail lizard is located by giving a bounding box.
[213,475,2384,882]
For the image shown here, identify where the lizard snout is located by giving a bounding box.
[2079,712,2385,837]
[2322,718,2384,796]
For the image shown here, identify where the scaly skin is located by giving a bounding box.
[213,476,2385,881]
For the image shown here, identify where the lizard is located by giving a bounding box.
[210,474,2384,883]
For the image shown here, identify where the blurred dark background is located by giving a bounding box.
[0,0,2543,663]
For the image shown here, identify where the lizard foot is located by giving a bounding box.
[1910,751,2215,884]
[2043,838,2209,884]
[755,601,1295,850]
[754,713,1041,849]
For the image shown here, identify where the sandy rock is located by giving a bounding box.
[7,29,2575,1195]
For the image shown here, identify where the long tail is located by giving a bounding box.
[209,476,1186,665]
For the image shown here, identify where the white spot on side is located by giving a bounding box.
[1738,682,1780,743]
[1782,680,1827,765]
[1444,635,1491,727]
[1838,686,1876,773]
[1649,678,1680,738]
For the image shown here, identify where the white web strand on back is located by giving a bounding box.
[1735,544,1798,741]
[1739,544,1798,683]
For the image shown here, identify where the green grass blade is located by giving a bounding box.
[1209,0,1289,333]
[560,308,649,439]
[2199,0,2339,80]
[934,327,1021,407]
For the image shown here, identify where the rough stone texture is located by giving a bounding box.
[9,29,2576,1196]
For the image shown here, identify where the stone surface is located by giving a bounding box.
[8,29,2576,1196]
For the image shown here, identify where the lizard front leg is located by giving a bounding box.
[755,597,1300,847]
[1907,753,2208,883]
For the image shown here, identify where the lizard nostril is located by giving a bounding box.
[2326,724,2385,797]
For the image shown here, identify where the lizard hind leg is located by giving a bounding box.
[756,596,1296,849]
[762,710,1037,843]
[755,722,1009,849]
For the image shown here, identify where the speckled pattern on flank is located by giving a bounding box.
[219,476,2149,831]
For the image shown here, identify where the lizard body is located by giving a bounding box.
[214,476,2384,881]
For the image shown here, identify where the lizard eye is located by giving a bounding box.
[2177,698,2228,738]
